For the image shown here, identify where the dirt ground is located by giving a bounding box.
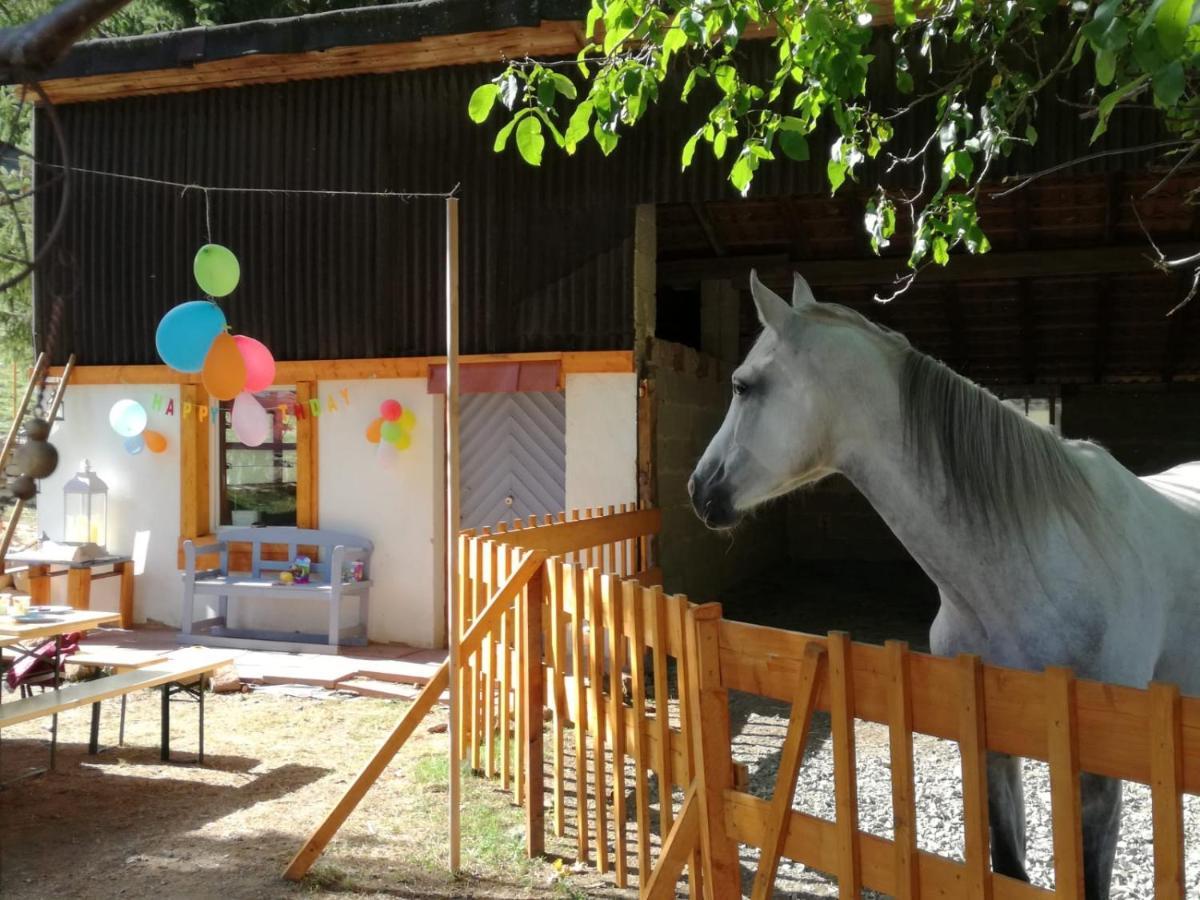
[0,687,618,900]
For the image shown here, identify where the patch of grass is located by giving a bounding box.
[411,752,448,785]
[303,864,357,893]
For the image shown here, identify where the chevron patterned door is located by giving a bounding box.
[460,391,567,529]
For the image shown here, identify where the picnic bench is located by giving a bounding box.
[0,648,235,768]
[181,527,373,653]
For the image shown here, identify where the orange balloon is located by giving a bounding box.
[143,429,168,453]
[365,417,383,444]
[201,332,246,401]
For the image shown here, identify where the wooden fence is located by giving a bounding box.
[291,505,1200,899]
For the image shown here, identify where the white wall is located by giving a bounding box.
[565,372,638,511]
[37,385,181,624]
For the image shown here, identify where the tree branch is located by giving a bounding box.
[0,0,131,81]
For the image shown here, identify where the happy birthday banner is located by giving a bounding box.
[147,387,353,425]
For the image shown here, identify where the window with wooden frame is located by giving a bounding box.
[217,387,298,527]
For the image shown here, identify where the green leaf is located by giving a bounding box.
[468,84,500,124]
[1095,48,1117,86]
[593,121,619,156]
[1153,59,1186,106]
[932,236,950,265]
[516,115,545,166]
[1091,74,1149,141]
[953,150,974,181]
[1155,0,1192,56]
[714,65,737,93]
[1025,124,1038,145]
[493,117,518,152]
[662,24,687,58]
[730,155,755,194]
[827,158,847,194]
[564,101,594,154]
[499,75,521,110]
[896,68,914,94]
[537,78,557,108]
[713,132,728,159]
[681,131,701,169]
[778,117,810,161]
[549,73,577,100]
[894,0,916,28]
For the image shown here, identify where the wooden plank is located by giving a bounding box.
[118,560,135,628]
[65,568,91,611]
[514,547,526,807]
[548,558,567,837]
[625,580,652,884]
[569,564,590,862]
[1045,667,1084,900]
[587,567,610,873]
[1149,681,1185,899]
[284,659,450,881]
[828,632,862,897]
[725,791,1053,900]
[25,564,49,606]
[295,381,318,529]
[484,539,498,779]
[684,603,740,899]
[487,508,661,556]
[673,594,702,900]
[522,565,546,857]
[886,640,920,900]
[456,532,470,765]
[958,653,993,900]
[179,384,210,541]
[500,545,512,793]
[52,351,633,386]
[750,642,826,900]
[642,784,700,900]
[605,575,628,887]
[651,587,675,849]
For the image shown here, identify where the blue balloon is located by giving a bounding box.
[124,434,145,455]
[155,301,227,373]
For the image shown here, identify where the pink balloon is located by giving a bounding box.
[379,399,403,422]
[233,335,276,393]
[377,439,402,471]
[231,391,270,448]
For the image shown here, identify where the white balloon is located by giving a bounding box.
[109,399,147,437]
[231,391,270,447]
[377,440,402,471]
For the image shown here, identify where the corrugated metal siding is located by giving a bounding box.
[33,23,1166,365]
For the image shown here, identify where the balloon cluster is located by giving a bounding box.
[7,417,58,501]
[365,399,417,469]
[155,245,276,448]
[109,399,168,455]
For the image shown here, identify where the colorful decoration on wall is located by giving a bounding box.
[201,332,246,401]
[193,243,241,297]
[366,398,416,466]
[108,399,168,455]
[155,301,227,373]
[147,386,353,427]
[234,335,276,392]
[231,391,271,447]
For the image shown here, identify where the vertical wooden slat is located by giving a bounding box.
[568,508,580,567]
[587,567,610,873]
[294,381,318,528]
[523,564,546,857]
[498,534,512,792]
[456,532,470,764]
[683,603,739,899]
[885,640,920,900]
[674,596,703,900]
[484,537,498,779]
[749,642,826,900]
[958,653,993,900]
[179,383,210,541]
[651,586,675,844]
[828,631,862,898]
[605,575,628,887]
[606,504,616,573]
[1150,681,1185,899]
[569,563,590,862]
[514,546,526,806]
[549,558,567,838]
[642,785,700,900]
[1045,666,1084,900]
[626,581,652,884]
[469,534,483,772]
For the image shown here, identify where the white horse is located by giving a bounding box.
[689,271,1200,899]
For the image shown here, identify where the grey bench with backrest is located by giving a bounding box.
[180,527,373,653]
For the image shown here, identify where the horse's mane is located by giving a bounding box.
[898,350,1100,538]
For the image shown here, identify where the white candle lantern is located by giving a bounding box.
[63,459,107,547]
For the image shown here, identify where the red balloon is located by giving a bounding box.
[379,399,403,422]
[234,335,276,393]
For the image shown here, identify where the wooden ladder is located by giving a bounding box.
[0,353,76,568]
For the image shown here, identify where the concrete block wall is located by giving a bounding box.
[648,338,788,601]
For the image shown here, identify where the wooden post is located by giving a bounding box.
[1045,666,1084,900]
[27,564,50,605]
[1149,681,1184,898]
[886,640,920,900]
[522,565,546,857]
[66,567,90,611]
[958,653,993,900]
[117,560,135,628]
[828,632,862,898]
[683,603,740,900]
[444,196,462,874]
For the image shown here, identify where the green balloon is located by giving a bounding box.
[380,420,404,444]
[194,243,241,297]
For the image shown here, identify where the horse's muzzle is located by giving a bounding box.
[688,469,739,530]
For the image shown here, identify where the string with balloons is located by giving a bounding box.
[365,399,418,470]
[109,398,168,455]
[155,243,277,448]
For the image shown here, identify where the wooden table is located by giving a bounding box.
[5,556,134,628]
[0,609,121,640]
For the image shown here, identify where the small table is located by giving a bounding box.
[5,556,134,628]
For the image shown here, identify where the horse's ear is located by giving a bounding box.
[749,270,792,332]
[792,272,816,308]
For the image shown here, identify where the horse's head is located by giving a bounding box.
[688,270,904,529]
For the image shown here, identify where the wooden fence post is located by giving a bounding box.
[684,603,740,900]
[523,564,546,858]
[1150,681,1184,899]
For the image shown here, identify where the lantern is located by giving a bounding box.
[63,460,108,547]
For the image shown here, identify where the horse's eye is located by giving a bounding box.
[732,379,747,397]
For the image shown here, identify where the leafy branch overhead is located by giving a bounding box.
[469,0,1200,298]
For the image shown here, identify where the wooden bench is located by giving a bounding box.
[181,527,373,653]
[65,647,171,751]
[0,649,235,767]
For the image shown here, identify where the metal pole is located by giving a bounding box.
[445,196,462,873]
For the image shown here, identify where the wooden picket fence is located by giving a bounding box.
[292,505,1200,898]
